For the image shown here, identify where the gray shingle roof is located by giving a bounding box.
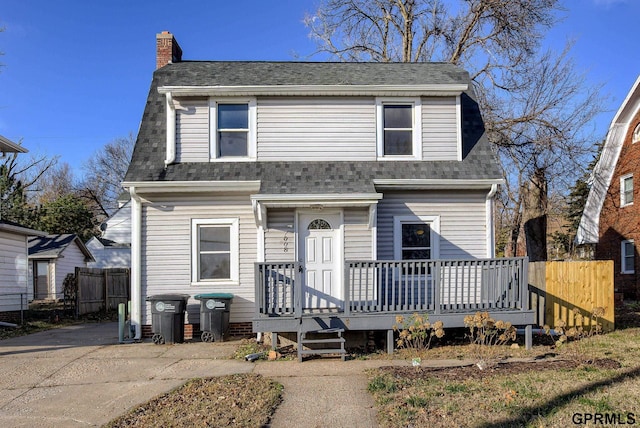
[124,61,501,192]
[28,234,95,261]
[154,61,470,86]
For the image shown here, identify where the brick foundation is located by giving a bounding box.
[0,311,21,324]
[141,322,254,341]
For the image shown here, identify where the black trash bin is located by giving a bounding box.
[147,294,190,344]
[194,293,234,342]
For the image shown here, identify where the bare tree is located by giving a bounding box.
[31,162,75,205]
[0,150,58,223]
[305,0,605,259]
[81,133,134,216]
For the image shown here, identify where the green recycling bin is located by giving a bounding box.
[147,294,190,344]
[194,293,233,342]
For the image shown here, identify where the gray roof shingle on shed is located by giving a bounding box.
[124,61,501,192]
[28,234,95,261]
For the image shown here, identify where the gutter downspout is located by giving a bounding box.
[486,184,498,258]
[165,92,176,166]
[130,186,143,340]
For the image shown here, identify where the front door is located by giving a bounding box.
[298,212,342,309]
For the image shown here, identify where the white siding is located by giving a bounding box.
[88,202,132,268]
[377,190,488,259]
[0,231,29,311]
[175,99,209,162]
[257,97,377,161]
[422,96,459,160]
[265,209,295,262]
[141,196,256,325]
[102,202,131,244]
[86,243,130,269]
[344,208,373,260]
[54,243,88,297]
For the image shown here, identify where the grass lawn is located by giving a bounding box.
[367,324,640,427]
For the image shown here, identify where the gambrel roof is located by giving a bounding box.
[576,75,640,244]
[124,61,502,192]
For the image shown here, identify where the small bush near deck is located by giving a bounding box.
[464,311,516,348]
[463,311,517,368]
[393,313,444,352]
[544,306,605,348]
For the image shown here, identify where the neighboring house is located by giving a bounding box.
[1,135,44,319]
[122,32,534,347]
[28,234,95,300]
[86,200,131,268]
[577,75,640,300]
[0,221,45,318]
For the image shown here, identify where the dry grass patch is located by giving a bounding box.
[105,373,282,428]
[368,327,640,428]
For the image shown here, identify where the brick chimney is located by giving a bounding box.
[156,31,182,69]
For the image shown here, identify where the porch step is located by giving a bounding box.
[298,328,346,362]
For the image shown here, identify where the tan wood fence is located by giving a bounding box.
[74,267,130,316]
[529,261,614,332]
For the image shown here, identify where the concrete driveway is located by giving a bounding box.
[0,322,251,427]
[0,322,412,427]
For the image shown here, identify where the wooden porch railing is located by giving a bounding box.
[255,262,302,318]
[255,258,528,318]
[345,258,528,316]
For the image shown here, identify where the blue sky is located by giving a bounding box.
[1,0,639,178]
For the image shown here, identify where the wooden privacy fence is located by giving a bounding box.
[529,261,614,332]
[74,267,130,315]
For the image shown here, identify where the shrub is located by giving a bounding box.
[464,311,516,347]
[392,313,444,352]
[543,307,604,348]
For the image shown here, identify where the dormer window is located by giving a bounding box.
[376,98,422,160]
[217,104,248,157]
[383,105,413,155]
[210,98,257,160]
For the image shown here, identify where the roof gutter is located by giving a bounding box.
[122,180,261,194]
[158,84,468,98]
[373,178,503,189]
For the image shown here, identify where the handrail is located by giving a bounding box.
[256,258,529,317]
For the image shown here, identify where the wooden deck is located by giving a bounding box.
[253,258,535,349]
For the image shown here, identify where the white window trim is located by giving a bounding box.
[620,173,633,207]
[393,215,440,260]
[209,98,257,161]
[191,218,239,285]
[621,239,635,274]
[376,97,422,160]
[633,123,640,144]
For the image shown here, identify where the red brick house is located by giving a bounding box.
[577,75,640,300]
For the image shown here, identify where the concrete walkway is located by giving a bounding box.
[0,322,414,427]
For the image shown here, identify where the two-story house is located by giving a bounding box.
[123,32,534,354]
[577,75,640,301]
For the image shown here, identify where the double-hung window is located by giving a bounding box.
[376,98,422,159]
[621,174,633,207]
[622,240,635,274]
[210,99,256,160]
[192,219,239,284]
